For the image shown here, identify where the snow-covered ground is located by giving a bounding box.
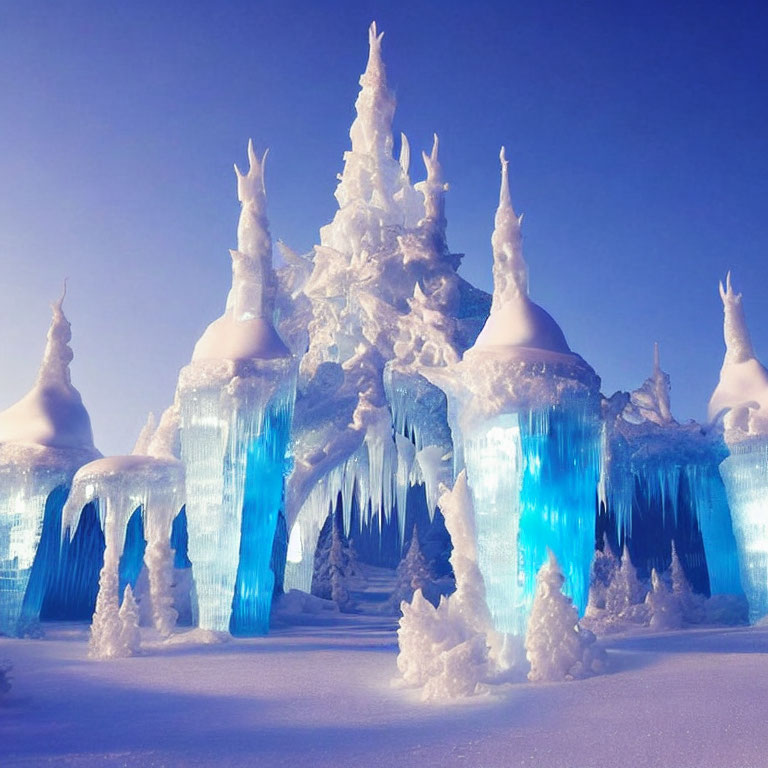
[2,602,768,768]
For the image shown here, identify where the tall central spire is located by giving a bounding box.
[490,147,527,311]
[333,21,398,215]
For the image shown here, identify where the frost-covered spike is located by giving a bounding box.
[415,133,448,231]
[718,272,756,365]
[131,412,157,456]
[490,146,527,309]
[366,21,385,80]
[399,132,411,176]
[37,283,75,389]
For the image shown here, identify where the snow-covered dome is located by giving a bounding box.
[192,315,289,362]
[473,294,571,354]
[0,292,97,452]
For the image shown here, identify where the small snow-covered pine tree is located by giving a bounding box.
[646,569,683,631]
[118,585,141,655]
[329,525,350,608]
[525,551,603,682]
[312,513,356,609]
[669,542,703,623]
[585,534,619,614]
[389,526,433,612]
[604,544,647,617]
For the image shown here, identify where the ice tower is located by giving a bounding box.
[600,344,741,595]
[0,291,100,635]
[426,149,602,636]
[282,23,489,590]
[177,141,296,634]
[710,274,768,621]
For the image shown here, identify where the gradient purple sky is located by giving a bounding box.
[1,1,767,455]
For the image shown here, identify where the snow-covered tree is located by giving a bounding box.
[312,512,358,610]
[525,551,604,682]
[604,544,648,617]
[645,569,683,631]
[668,542,704,623]
[118,585,141,655]
[389,526,434,612]
[585,535,619,614]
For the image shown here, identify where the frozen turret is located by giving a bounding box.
[193,142,289,363]
[425,151,602,635]
[0,289,97,451]
[176,141,296,635]
[0,291,101,636]
[712,276,768,622]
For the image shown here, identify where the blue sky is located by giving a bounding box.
[1,1,767,455]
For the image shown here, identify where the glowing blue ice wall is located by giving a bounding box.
[720,439,768,623]
[0,477,71,636]
[463,399,601,636]
[604,432,742,596]
[180,366,295,635]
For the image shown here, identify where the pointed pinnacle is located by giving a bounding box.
[499,146,512,208]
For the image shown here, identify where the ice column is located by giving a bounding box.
[0,291,100,636]
[179,142,296,634]
[710,275,768,621]
[426,149,602,636]
[61,454,184,649]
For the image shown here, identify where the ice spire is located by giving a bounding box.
[628,343,674,425]
[415,134,448,236]
[708,273,768,435]
[334,21,398,214]
[227,140,275,322]
[651,343,673,423]
[37,283,74,389]
[719,272,755,365]
[471,148,570,354]
[490,147,527,310]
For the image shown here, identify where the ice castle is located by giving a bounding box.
[0,22,761,642]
